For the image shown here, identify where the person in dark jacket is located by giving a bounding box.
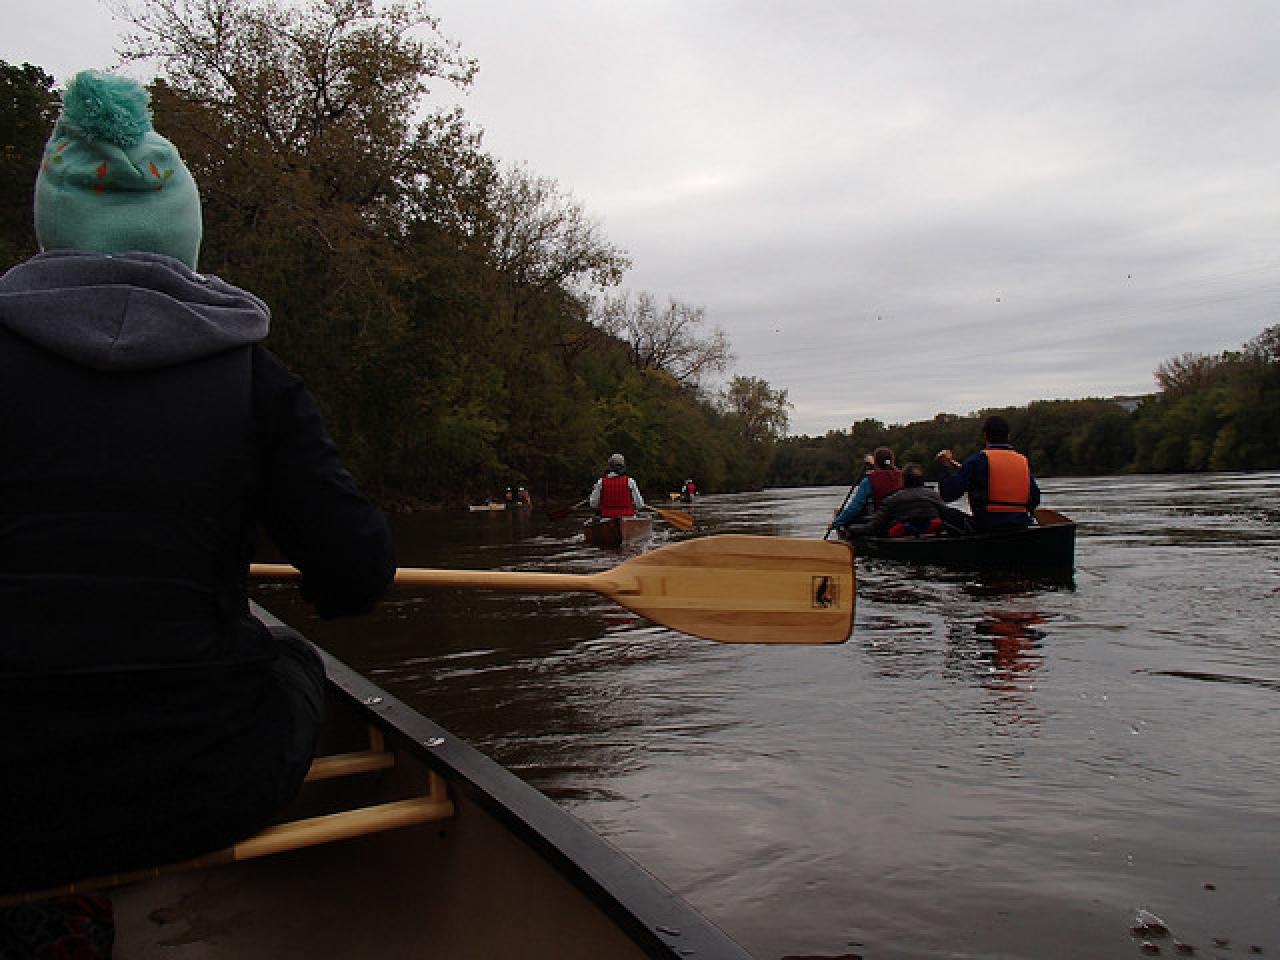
[0,70,395,898]
[935,415,1041,529]
[837,463,946,539]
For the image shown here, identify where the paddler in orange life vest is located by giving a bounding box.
[830,446,903,536]
[936,415,1041,530]
[589,453,646,518]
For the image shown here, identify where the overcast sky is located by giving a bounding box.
[6,1,1279,435]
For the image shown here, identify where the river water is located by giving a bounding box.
[255,472,1280,960]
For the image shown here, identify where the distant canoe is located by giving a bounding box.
[844,510,1076,575]
[468,502,528,512]
[583,516,654,548]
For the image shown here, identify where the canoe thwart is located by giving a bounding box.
[228,786,454,861]
[0,755,453,907]
[306,725,395,781]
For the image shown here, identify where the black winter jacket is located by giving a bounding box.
[841,485,946,538]
[0,251,395,892]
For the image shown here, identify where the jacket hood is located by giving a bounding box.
[0,250,269,372]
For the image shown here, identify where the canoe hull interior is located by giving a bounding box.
[103,605,750,960]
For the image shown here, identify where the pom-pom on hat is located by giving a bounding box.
[35,70,202,269]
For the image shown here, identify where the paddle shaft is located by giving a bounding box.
[825,459,872,540]
[546,498,589,521]
[253,563,629,596]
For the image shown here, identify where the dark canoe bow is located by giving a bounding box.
[847,510,1076,575]
[12,603,752,960]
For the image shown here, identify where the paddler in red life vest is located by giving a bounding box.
[589,453,646,517]
[830,446,903,536]
[935,415,1041,530]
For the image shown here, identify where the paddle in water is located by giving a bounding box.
[252,534,854,644]
[545,498,589,521]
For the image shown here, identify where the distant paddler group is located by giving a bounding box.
[826,416,1075,574]
[467,485,531,512]
[669,478,698,503]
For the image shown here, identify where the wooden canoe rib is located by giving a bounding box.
[6,604,752,960]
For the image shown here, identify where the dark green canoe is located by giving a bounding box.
[846,509,1076,575]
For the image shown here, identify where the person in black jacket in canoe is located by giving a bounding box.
[0,70,396,906]
[837,463,947,539]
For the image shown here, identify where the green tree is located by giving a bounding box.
[723,375,790,445]
[119,0,492,495]
[0,61,59,269]
[721,376,790,489]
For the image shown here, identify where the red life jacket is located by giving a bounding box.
[983,449,1031,513]
[888,516,944,538]
[598,474,635,517]
[868,467,903,509]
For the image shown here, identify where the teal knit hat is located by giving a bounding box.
[34,71,202,269]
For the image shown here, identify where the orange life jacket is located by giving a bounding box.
[868,467,903,509]
[598,474,635,518]
[983,449,1031,513]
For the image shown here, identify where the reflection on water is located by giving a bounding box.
[255,473,1280,960]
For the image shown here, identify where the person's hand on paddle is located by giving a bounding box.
[936,449,960,471]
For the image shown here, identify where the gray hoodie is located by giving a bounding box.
[0,250,269,371]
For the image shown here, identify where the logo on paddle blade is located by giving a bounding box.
[812,575,840,608]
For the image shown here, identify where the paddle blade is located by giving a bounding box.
[652,506,695,530]
[606,535,854,644]
[1034,507,1073,526]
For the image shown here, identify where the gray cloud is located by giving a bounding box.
[7,0,1278,434]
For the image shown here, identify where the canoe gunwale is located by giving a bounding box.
[252,604,751,960]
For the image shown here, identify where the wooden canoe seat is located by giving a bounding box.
[1,726,454,906]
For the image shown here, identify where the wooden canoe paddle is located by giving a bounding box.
[1034,507,1074,526]
[252,534,854,645]
[649,505,694,530]
[545,498,589,521]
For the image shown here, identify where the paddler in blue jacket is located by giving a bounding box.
[830,447,903,536]
[936,415,1041,529]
